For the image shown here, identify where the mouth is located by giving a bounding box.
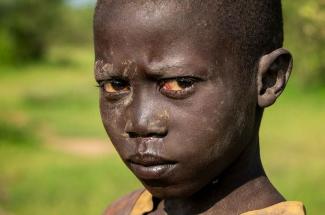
[127,154,177,180]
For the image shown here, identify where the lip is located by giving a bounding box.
[127,154,177,179]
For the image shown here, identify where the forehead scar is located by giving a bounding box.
[94,60,105,80]
[95,60,116,80]
[160,110,169,121]
[103,63,114,73]
[95,59,138,80]
[95,60,104,73]
[122,60,137,78]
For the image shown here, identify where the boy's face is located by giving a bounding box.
[95,2,257,198]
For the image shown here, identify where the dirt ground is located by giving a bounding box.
[47,137,115,158]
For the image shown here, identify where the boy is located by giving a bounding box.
[94,0,306,214]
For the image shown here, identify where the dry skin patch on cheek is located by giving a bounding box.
[103,103,129,138]
[113,106,130,138]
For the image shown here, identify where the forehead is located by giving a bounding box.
[95,0,214,33]
[94,1,230,62]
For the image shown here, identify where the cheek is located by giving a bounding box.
[164,87,252,179]
[167,109,234,180]
[157,113,233,197]
[166,94,237,158]
[100,98,122,129]
[99,96,131,153]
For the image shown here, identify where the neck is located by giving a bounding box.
[162,136,284,215]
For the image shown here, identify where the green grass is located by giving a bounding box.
[0,144,140,215]
[0,46,105,138]
[260,87,325,215]
[0,45,324,214]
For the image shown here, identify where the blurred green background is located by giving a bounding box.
[0,0,324,214]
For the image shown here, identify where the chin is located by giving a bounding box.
[142,181,204,199]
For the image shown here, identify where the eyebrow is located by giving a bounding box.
[146,64,209,79]
[94,61,125,81]
[94,61,209,81]
[146,65,183,77]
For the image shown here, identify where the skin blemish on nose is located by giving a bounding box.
[147,120,164,132]
[146,110,169,133]
[159,110,169,121]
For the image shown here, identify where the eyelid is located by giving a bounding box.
[160,75,200,84]
[150,65,209,80]
[97,76,128,85]
[159,76,202,86]
[159,75,203,81]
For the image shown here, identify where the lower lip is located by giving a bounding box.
[129,163,176,180]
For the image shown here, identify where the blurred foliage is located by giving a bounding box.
[0,119,38,145]
[54,5,93,46]
[0,0,93,64]
[283,0,325,87]
[0,0,64,62]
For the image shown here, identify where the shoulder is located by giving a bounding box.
[241,201,306,215]
[103,189,146,215]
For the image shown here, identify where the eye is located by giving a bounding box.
[161,77,196,92]
[159,77,198,99]
[99,79,130,94]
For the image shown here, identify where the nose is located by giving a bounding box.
[124,88,168,138]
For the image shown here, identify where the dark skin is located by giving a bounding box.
[94,1,293,214]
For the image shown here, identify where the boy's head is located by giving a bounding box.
[94,0,292,198]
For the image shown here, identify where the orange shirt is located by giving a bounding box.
[105,189,306,215]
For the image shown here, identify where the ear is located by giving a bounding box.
[257,48,293,108]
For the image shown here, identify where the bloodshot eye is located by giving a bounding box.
[159,77,198,99]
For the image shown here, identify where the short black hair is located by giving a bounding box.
[217,0,284,67]
[94,0,283,70]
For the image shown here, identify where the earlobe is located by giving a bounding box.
[257,48,293,108]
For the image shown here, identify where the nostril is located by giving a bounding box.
[147,132,168,138]
[128,132,139,138]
